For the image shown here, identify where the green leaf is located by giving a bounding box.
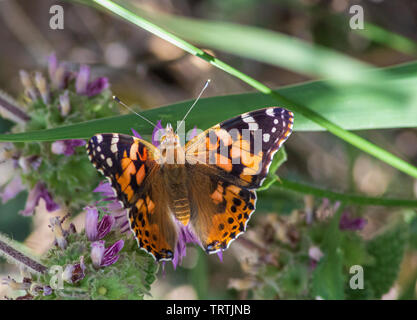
[258,148,287,192]
[311,207,345,300]
[117,1,386,85]
[362,224,408,299]
[357,23,417,56]
[311,249,345,300]
[1,60,417,142]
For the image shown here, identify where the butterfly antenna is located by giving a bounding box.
[175,79,211,134]
[113,96,157,128]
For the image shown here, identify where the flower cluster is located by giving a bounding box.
[226,197,369,299]
[0,53,119,214]
[85,206,124,268]
[1,206,158,300]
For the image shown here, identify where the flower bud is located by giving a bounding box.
[34,72,49,104]
[76,65,90,94]
[59,91,71,116]
[19,70,37,100]
[62,256,86,284]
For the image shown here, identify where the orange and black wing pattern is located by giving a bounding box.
[187,165,256,253]
[185,107,293,253]
[87,133,158,206]
[87,133,177,261]
[185,107,294,189]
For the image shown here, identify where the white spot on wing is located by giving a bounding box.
[266,108,275,116]
[97,134,103,143]
[106,158,113,167]
[111,135,119,144]
[263,133,270,142]
[243,116,255,123]
[274,119,278,125]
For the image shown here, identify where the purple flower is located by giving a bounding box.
[20,182,60,216]
[29,283,52,297]
[217,250,223,262]
[93,180,114,198]
[172,223,200,269]
[339,210,367,231]
[93,181,130,233]
[171,222,223,269]
[308,246,324,270]
[76,65,90,95]
[152,120,164,147]
[47,53,57,80]
[85,206,115,241]
[51,139,86,156]
[42,286,53,296]
[131,128,142,139]
[76,65,109,97]
[0,176,25,203]
[187,126,199,140]
[132,122,165,146]
[18,155,42,173]
[62,256,86,284]
[91,239,124,268]
[86,77,109,97]
[48,53,72,89]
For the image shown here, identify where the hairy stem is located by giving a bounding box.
[0,236,47,275]
[0,91,30,124]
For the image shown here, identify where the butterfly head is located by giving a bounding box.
[160,123,180,148]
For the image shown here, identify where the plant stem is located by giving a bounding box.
[0,91,30,124]
[0,236,47,274]
[91,0,417,180]
[271,177,417,207]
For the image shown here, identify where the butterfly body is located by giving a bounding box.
[87,107,294,261]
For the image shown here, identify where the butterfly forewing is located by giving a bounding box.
[87,133,177,261]
[185,107,294,189]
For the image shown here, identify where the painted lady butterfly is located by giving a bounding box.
[86,107,294,261]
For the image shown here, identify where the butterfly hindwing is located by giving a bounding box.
[187,164,256,253]
[127,170,178,261]
[185,107,294,189]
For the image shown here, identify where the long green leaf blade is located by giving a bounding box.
[0,61,416,142]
